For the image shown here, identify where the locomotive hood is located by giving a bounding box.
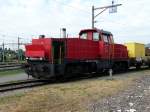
[25,44,45,59]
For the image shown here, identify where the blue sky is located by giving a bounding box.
[0,0,149,45]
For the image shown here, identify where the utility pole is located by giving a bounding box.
[92,1,122,28]
[2,43,5,62]
[92,6,95,29]
[18,37,21,62]
[2,35,5,62]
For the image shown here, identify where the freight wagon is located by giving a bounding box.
[145,47,150,56]
[125,43,150,68]
[24,28,150,79]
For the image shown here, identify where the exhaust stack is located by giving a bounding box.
[39,35,45,39]
[62,28,66,38]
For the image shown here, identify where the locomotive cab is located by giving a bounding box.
[79,29,101,41]
[79,29,113,42]
[79,29,114,60]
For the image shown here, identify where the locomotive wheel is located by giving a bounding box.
[136,64,141,69]
[112,62,128,73]
[121,62,128,72]
[112,63,118,73]
[64,65,74,79]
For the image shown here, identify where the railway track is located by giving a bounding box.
[0,63,23,71]
[0,67,149,93]
[0,79,50,92]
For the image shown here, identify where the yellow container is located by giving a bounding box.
[125,43,145,58]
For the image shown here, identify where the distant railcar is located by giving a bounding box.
[125,43,150,68]
[146,47,150,56]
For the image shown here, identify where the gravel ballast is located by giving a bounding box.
[89,72,150,112]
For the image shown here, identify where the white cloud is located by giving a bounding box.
[0,0,149,45]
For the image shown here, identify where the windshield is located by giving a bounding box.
[80,33,87,39]
[93,32,99,41]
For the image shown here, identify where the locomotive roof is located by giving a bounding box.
[79,28,112,35]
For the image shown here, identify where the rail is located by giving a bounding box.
[0,63,23,71]
[0,79,49,92]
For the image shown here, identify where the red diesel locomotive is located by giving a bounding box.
[25,28,129,79]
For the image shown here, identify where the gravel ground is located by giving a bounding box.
[0,72,32,83]
[89,72,150,112]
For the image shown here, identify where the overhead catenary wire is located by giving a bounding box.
[52,0,91,15]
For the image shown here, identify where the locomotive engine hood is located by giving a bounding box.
[25,44,45,60]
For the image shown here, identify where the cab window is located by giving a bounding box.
[103,35,109,43]
[93,32,99,41]
[110,35,114,44]
[80,33,87,39]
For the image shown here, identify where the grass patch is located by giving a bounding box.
[0,93,25,112]
[0,93,24,104]
[0,69,24,77]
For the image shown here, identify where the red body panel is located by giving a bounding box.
[25,45,45,58]
[66,38,99,60]
[25,38,52,60]
[25,38,128,61]
[113,44,128,60]
[25,29,129,63]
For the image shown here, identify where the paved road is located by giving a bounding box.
[0,72,33,83]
